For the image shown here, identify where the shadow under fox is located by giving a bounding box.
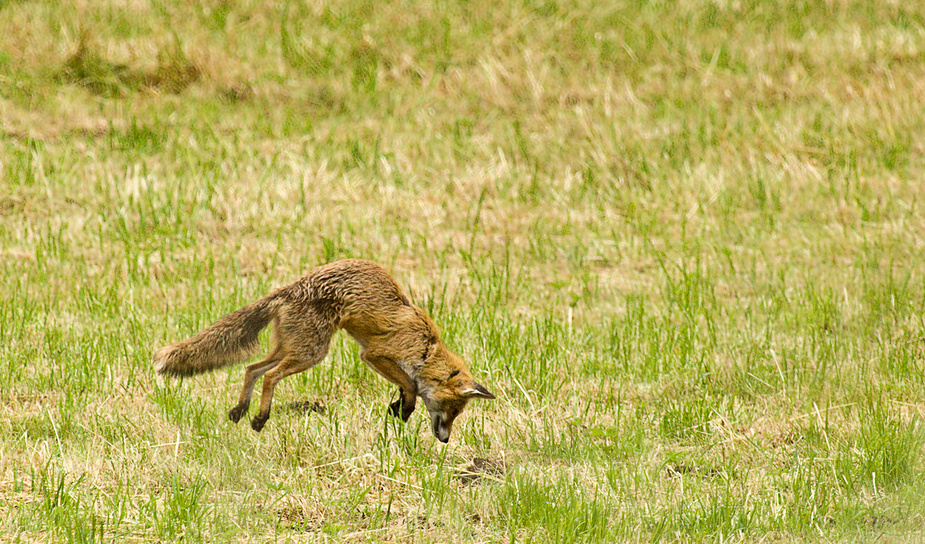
[154,259,494,442]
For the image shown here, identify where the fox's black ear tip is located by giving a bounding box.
[476,382,496,399]
[464,382,496,399]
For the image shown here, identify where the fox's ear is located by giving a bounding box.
[461,382,496,400]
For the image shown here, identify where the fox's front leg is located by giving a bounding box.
[389,387,416,422]
[361,352,417,422]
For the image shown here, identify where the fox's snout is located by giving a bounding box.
[421,376,497,442]
[431,414,451,443]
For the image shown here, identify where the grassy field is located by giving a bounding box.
[3,0,925,541]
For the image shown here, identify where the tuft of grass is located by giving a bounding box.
[499,472,615,542]
[59,30,201,98]
[837,396,924,493]
[59,31,135,98]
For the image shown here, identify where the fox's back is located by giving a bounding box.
[299,259,409,306]
[277,259,413,333]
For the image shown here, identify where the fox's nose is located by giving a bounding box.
[433,419,450,443]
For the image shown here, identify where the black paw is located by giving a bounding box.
[388,399,402,418]
[229,402,249,423]
[251,413,269,432]
[389,398,415,422]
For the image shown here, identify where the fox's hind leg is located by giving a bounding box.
[251,310,335,432]
[229,344,283,423]
[250,353,327,431]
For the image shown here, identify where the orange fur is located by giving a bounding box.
[154,259,494,441]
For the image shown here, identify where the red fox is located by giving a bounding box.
[153,259,495,442]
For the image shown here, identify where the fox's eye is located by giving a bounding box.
[447,370,460,381]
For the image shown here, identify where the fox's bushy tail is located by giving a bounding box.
[154,293,283,377]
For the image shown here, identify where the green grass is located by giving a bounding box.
[3,0,925,541]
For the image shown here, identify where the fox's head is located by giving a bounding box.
[417,345,495,443]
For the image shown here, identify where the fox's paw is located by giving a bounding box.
[388,399,403,419]
[389,398,415,422]
[251,413,269,432]
[229,402,249,423]
[401,405,415,421]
